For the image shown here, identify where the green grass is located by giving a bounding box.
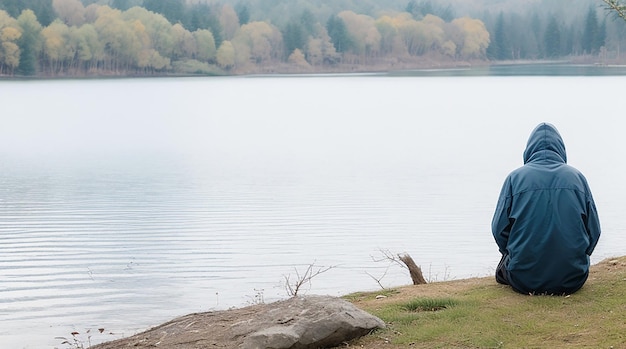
[346,256,626,349]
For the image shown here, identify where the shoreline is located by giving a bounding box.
[5,61,626,81]
[86,256,626,349]
[5,59,626,81]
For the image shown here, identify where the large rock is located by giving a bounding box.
[91,295,385,349]
[236,295,385,349]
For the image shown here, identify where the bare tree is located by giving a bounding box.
[370,249,427,287]
[283,263,335,297]
[398,253,427,285]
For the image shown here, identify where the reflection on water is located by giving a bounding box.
[1,71,626,348]
[389,63,626,77]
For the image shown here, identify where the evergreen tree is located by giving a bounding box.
[183,3,223,47]
[235,3,250,25]
[326,15,352,53]
[143,0,184,24]
[544,15,561,58]
[597,18,607,50]
[300,9,316,36]
[112,0,136,11]
[405,0,453,21]
[583,6,599,54]
[493,12,511,60]
[562,23,575,56]
[529,12,543,58]
[0,0,54,26]
[16,9,42,75]
[406,0,418,17]
[282,20,306,59]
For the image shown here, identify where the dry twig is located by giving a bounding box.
[284,263,335,297]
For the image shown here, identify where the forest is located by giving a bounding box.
[0,0,624,77]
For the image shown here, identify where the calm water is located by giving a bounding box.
[2,70,626,348]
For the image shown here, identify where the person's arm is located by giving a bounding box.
[584,196,601,256]
[492,177,513,255]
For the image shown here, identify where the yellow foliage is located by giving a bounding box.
[194,29,216,62]
[338,11,380,54]
[131,19,150,47]
[442,40,456,57]
[233,21,281,63]
[1,27,21,41]
[41,20,70,61]
[1,41,20,68]
[172,23,196,58]
[423,14,445,27]
[452,17,490,59]
[288,48,310,68]
[220,4,239,40]
[52,0,85,26]
[216,40,235,68]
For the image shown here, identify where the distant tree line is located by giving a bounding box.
[483,5,624,61]
[0,0,624,77]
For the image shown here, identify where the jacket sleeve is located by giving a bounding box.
[492,176,514,255]
[584,195,601,256]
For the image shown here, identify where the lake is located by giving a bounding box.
[2,67,626,348]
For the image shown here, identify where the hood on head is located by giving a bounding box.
[523,123,567,164]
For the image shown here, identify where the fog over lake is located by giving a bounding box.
[2,68,626,348]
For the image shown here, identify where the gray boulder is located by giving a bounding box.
[90,295,385,349]
[234,295,385,349]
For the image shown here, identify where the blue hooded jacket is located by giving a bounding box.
[492,123,601,294]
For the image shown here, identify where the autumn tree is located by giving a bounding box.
[396,14,442,56]
[452,17,490,59]
[288,48,310,70]
[236,21,282,66]
[216,40,234,68]
[171,23,195,60]
[338,11,381,58]
[41,19,71,73]
[305,23,339,65]
[73,23,103,71]
[121,6,172,67]
[193,29,216,62]
[375,16,402,56]
[0,9,21,74]
[52,0,85,26]
[219,4,239,41]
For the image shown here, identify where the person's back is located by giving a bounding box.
[492,123,601,295]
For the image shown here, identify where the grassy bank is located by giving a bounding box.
[344,256,626,349]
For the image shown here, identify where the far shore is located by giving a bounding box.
[4,57,626,80]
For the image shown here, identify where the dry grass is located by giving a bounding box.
[343,256,626,349]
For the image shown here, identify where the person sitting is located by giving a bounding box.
[492,122,601,295]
